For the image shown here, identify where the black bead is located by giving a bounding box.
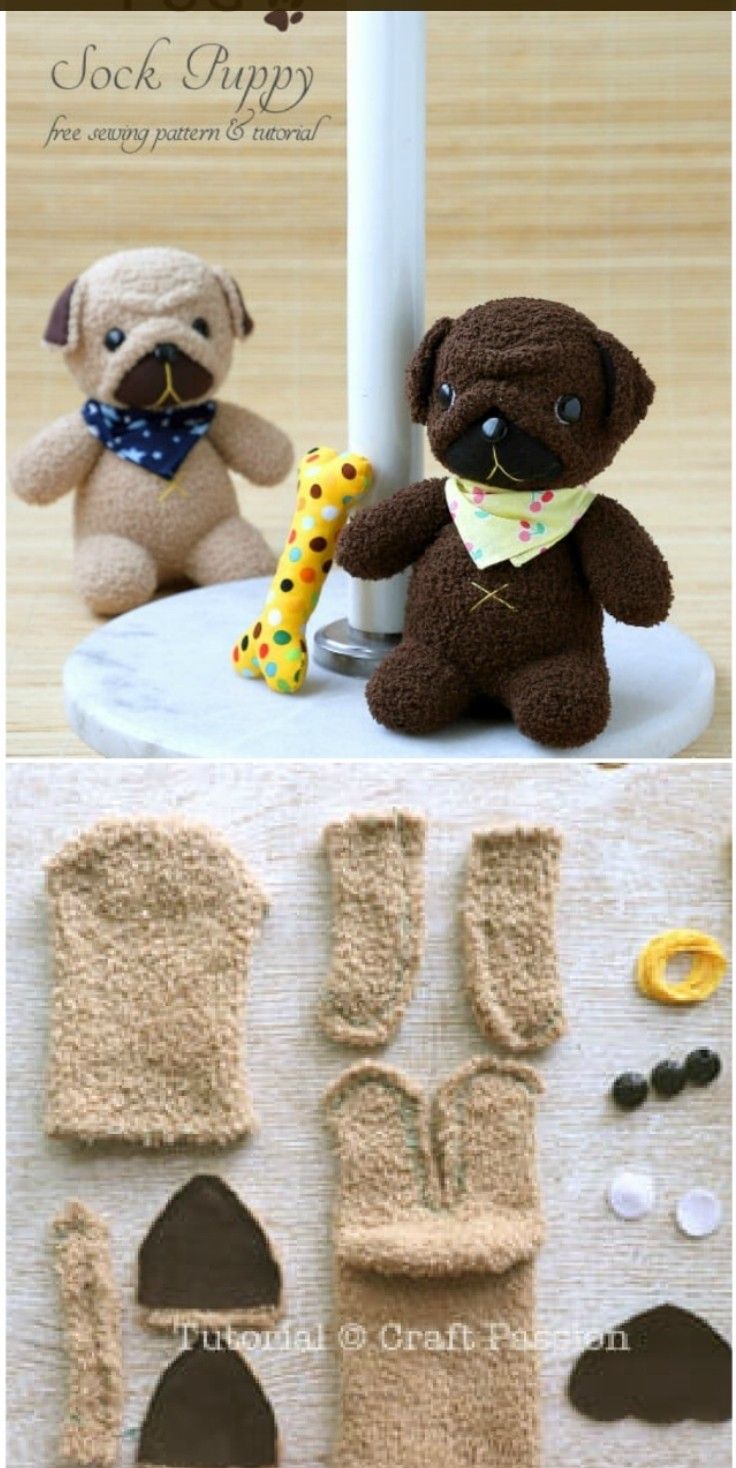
[104,327,125,352]
[650,1059,687,1098]
[611,1071,649,1111]
[685,1047,722,1087]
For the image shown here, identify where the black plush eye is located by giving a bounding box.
[192,317,210,338]
[104,328,125,352]
[555,394,582,425]
[437,382,455,409]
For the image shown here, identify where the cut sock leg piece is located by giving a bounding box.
[463,826,566,1052]
[319,811,425,1046]
[52,1201,123,1468]
[324,1057,545,1468]
[45,817,267,1146]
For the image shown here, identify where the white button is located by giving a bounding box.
[675,1188,722,1239]
[608,1170,656,1221]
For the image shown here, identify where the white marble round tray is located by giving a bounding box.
[64,571,715,759]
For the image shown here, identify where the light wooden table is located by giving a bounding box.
[7,10,730,756]
[7,760,731,1467]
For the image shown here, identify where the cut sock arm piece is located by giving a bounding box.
[45,817,267,1147]
[52,1202,123,1468]
[319,811,425,1046]
[324,1058,544,1468]
[463,825,566,1052]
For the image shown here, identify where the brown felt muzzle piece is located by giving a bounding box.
[137,1340,277,1468]
[138,1175,282,1329]
[116,346,215,409]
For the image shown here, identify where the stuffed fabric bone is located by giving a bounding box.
[10,247,293,614]
[325,1057,545,1468]
[338,297,673,748]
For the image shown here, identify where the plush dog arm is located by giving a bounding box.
[337,477,450,580]
[10,413,103,506]
[209,401,293,486]
[574,494,673,627]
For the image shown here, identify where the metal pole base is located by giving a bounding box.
[313,618,401,679]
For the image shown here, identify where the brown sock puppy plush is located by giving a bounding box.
[463,826,566,1052]
[337,298,672,748]
[45,817,267,1147]
[319,812,426,1046]
[325,1057,544,1468]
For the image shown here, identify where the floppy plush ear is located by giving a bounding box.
[213,267,254,340]
[594,330,655,442]
[43,279,81,350]
[405,316,455,424]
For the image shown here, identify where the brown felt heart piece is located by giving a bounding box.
[137,1340,277,1468]
[264,10,288,30]
[567,1303,732,1423]
[138,1175,282,1331]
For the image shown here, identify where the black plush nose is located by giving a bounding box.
[481,415,508,442]
[154,342,180,363]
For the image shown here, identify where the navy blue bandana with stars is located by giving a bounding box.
[81,399,216,481]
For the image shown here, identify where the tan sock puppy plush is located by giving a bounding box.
[325,1057,545,1468]
[45,817,267,1147]
[11,248,293,615]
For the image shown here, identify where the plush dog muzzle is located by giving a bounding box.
[442,409,563,490]
[115,341,214,408]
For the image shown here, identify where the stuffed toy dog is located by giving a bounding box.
[10,247,293,615]
[337,297,673,748]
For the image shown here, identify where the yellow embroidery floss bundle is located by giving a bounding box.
[636,930,728,1006]
[232,447,372,693]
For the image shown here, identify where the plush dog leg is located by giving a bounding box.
[319,812,425,1047]
[366,638,473,734]
[503,647,611,749]
[74,533,158,616]
[325,1058,544,1468]
[187,515,276,584]
[45,817,267,1146]
[52,1202,123,1468]
[463,826,566,1052]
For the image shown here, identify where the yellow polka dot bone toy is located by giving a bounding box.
[232,447,373,692]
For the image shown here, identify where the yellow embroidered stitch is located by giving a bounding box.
[469,580,517,614]
[636,929,728,1006]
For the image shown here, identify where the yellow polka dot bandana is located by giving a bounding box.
[446,475,596,569]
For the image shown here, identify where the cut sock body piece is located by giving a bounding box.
[463,825,566,1052]
[320,811,425,1046]
[45,817,267,1147]
[52,1201,123,1468]
[325,1057,544,1468]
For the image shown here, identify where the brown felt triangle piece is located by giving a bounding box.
[138,1176,282,1331]
[567,1302,732,1423]
[137,1340,278,1468]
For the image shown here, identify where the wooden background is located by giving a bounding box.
[6,759,731,1467]
[6,9,731,756]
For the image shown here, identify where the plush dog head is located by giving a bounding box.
[43,247,253,409]
[406,297,655,491]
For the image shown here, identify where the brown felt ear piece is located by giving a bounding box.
[52,1201,123,1468]
[137,1339,278,1468]
[138,1175,283,1332]
[324,1057,545,1468]
[45,817,267,1147]
[405,315,455,424]
[43,278,81,349]
[213,266,254,339]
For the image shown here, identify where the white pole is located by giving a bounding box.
[346,10,426,636]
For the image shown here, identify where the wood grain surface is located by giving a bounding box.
[5,9,731,756]
[6,760,732,1467]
